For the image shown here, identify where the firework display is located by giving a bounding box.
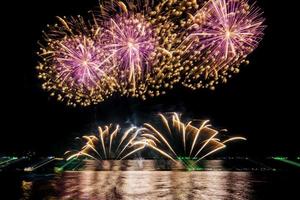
[66,113,246,162]
[37,0,265,106]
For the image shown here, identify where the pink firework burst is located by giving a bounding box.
[188,0,265,71]
[100,14,157,86]
[53,36,111,88]
[180,0,265,90]
[38,32,117,106]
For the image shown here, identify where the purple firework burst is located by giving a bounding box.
[38,33,117,107]
[189,0,265,70]
[100,14,157,85]
[53,36,111,89]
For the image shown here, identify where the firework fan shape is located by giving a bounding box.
[65,125,146,160]
[141,113,246,162]
[37,0,265,106]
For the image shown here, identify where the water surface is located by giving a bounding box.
[1,160,298,199]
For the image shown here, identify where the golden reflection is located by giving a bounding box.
[21,181,33,200]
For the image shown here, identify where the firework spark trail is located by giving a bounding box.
[144,123,178,157]
[142,113,246,162]
[193,127,219,158]
[116,126,136,153]
[189,120,210,156]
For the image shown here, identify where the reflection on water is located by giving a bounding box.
[82,160,185,171]
[19,160,257,200]
[43,171,251,200]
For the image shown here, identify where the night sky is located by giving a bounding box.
[2,0,298,157]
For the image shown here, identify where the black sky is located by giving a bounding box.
[2,0,299,157]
